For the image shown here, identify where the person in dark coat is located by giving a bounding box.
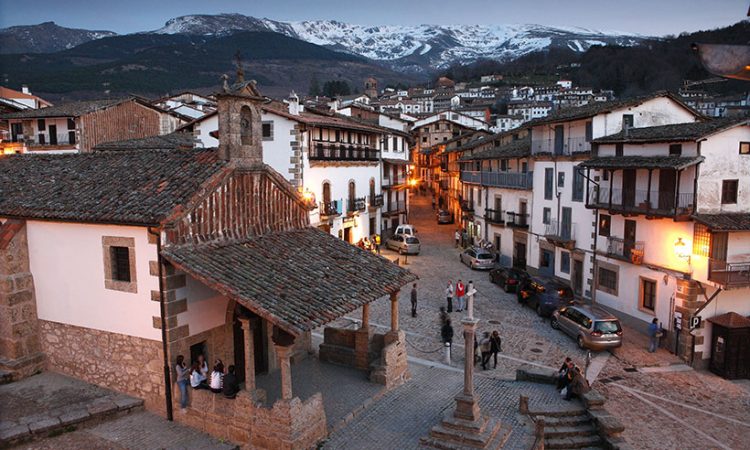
[556,357,574,391]
[222,365,240,399]
[564,366,590,401]
[479,331,491,370]
[410,283,418,317]
[441,319,454,346]
[489,330,502,369]
[439,307,448,327]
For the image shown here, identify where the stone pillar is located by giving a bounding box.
[355,304,371,370]
[674,278,704,366]
[389,291,399,333]
[362,303,370,329]
[239,318,255,392]
[276,344,293,400]
[455,317,481,421]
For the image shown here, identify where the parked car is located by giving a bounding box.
[459,248,495,270]
[489,267,530,293]
[386,234,421,255]
[436,209,454,224]
[517,276,574,317]
[394,224,417,236]
[551,305,623,350]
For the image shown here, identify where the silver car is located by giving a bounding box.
[551,305,623,350]
[386,234,421,255]
[459,248,495,270]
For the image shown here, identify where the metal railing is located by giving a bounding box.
[29,132,76,147]
[708,259,750,288]
[460,200,474,212]
[348,197,367,212]
[545,220,577,241]
[320,200,341,217]
[382,177,406,188]
[383,200,406,214]
[310,144,380,161]
[606,237,645,264]
[587,187,695,216]
[484,208,504,224]
[506,212,529,228]
[531,136,591,155]
[460,171,533,190]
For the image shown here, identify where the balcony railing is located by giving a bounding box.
[506,212,529,228]
[545,220,577,242]
[348,197,367,213]
[484,208,504,224]
[310,144,380,161]
[708,259,750,289]
[28,132,77,147]
[382,177,406,188]
[606,237,645,264]
[369,194,384,208]
[383,200,406,215]
[531,136,591,155]
[460,200,474,212]
[320,200,341,217]
[587,187,695,217]
[460,171,533,190]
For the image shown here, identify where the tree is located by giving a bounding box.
[322,80,351,97]
[308,74,321,96]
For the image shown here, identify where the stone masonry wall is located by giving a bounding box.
[39,320,166,412]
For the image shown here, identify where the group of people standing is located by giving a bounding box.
[357,234,381,254]
[444,279,473,313]
[174,353,241,412]
[555,357,590,401]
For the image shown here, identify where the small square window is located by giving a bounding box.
[102,236,137,293]
[669,144,682,155]
[543,207,551,224]
[721,180,738,204]
[740,142,750,155]
[111,247,131,282]
[261,122,273,140]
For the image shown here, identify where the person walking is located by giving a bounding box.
[445,281,454,313]
[456,279,466,312]
[410,283,418,318]
[647,318,661,353]
[175,355,190,411]
[441,319,454,347]
[432,196,436,210]
[373,233,381,254]
[479,331,492,370]
[454,229,461,248]
[490,330,502,369]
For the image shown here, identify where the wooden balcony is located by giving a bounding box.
[587,187,695,219]
[506,212,529,229]
[460,171,533,190]
[383,200,406,216]
[708,259,750,289]
[310,144,380,162]
[605,237,645,265]
[484,208,504,225]
[544,220,577,249]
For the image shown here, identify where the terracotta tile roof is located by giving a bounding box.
[460,136,531,161]
[161,227,418,335]
[0,149,226,225]
[0,86,52,106]
[707,312,750,329]
[592,117,748,144]
[93,131,199,151]
[579,155,704,170]
[0,99,122,119]
[692,213,750,231]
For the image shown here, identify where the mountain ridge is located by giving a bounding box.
[0,21,117,54]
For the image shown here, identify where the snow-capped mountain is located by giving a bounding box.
[0,22,116,54]
[153,14,645,72]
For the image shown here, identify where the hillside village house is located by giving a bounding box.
[0,78,416,448]
[1,97,187,153]
[0,86,52,154]
[581,118,750,371]
[151,91,217,119]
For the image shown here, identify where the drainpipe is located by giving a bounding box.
[148,227,173,421]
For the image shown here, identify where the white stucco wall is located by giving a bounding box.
[26,221,160,340]
[174,274,230,336]
[696,125,750,214]
[194,114,219,148]
[261,111,297,180]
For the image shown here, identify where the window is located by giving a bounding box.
[740,142,750,155]
[544,168,554,200]
[693,223,710,257]
[615,143,624,157]
[521,162,528,173]
[622,114,634,128]
[335,130,340,142]
[561,251,570,274]
[67,118,75,130]
[543,207,551,225]
[640,278,657,312]
[261,121,273,141]
[392,137,398,151]
[721,179,738,204]
[603,170,609,181]
[422,136,427,143]
[500,159,508,171]
[102,236,137,293]
[540,250,552,268]
[37,119,45,132]
[383,138,389,150]
[669,144,682,156]
[572,167,584,202]
[599,214,611,237]
[585,121,593,142]
[597,264,618,295]
[558,172,565,188]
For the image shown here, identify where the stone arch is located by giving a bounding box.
[240,105,253,145]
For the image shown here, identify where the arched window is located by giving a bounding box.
[240,106,253,145]
[348,181,356,201]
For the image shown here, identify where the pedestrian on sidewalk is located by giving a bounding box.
[461,229,468,248]
[441,319,454,347]
[479,332,492,370]
[175,355,190,411]
[648,318,661,352]
[456,279,466,312]
[410,283,418,317]
[432,196,436,210]
[490,330,502,369]
[445,280,454,313]
[439,307,448,327]
[454,229,461,248]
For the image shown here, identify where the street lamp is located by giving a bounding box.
[674,237,690,262]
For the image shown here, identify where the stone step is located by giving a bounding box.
[529,405,587,417]
[533,413,591,427]
[544,424,598,439]
[421,418,510,450]
[545,434,604,449]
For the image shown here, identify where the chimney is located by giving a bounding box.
[21,85,30,95]
[287,91,300,116]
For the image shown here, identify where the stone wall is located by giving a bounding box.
[176,387,327,449]
[0,220,45,380]
[319,327,357,367]
[370,330,409,389]
[39,320,166,412]
[673,278,706,368]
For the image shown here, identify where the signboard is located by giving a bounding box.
[689,315,702,330]
[674,311,683,330]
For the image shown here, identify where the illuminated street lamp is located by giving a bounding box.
[674,237,690,262]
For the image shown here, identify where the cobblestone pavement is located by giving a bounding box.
[330,193,750,449]
[323,362,570,450]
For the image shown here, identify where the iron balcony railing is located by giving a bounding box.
[348,197,367,213]
[30,132,77,147]
[545,220,577,242]
[506,212,529,228]
[484,208,505,224]
[587,187,695,216]
[460,200,474,212]
[310,144,380,161]
[708,259,750,288]
[320,200,341,217]
[382,177,406,188]
[384,200,407,214]
[531,136,591,155]
[369,194,384,208]
[606,237,645,264]
[460,171,533,190]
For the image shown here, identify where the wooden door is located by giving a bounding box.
[573,260,583,295]
[658,169,676,211]
[554,125,564,155]
[48,124,57,145]
[624,220,636,259]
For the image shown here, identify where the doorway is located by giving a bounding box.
[513,242,526,269]
[48,124,58,145]
[573,259,583,295]
[343,226,353,243]
[658,169,676,211]
[232,306,268,382]
[622,169,636,208]
[554,125,564,155]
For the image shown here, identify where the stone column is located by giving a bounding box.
[362,303,370,329]
[389,291,399,333]
[455,317,480,422]
[276,343,293,400]
[355,304,371,370]
[238,318,255,392]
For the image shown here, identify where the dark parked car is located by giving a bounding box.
[517,276,575,317]
[489,267,530,293]
[436,209,454,224]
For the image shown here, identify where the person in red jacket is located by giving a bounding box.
[456,279,465,312]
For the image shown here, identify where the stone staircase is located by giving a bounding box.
[530,408,605,449]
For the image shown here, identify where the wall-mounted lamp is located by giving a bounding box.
[674,237,690,262]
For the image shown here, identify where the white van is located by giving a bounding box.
[394,224,417,236]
